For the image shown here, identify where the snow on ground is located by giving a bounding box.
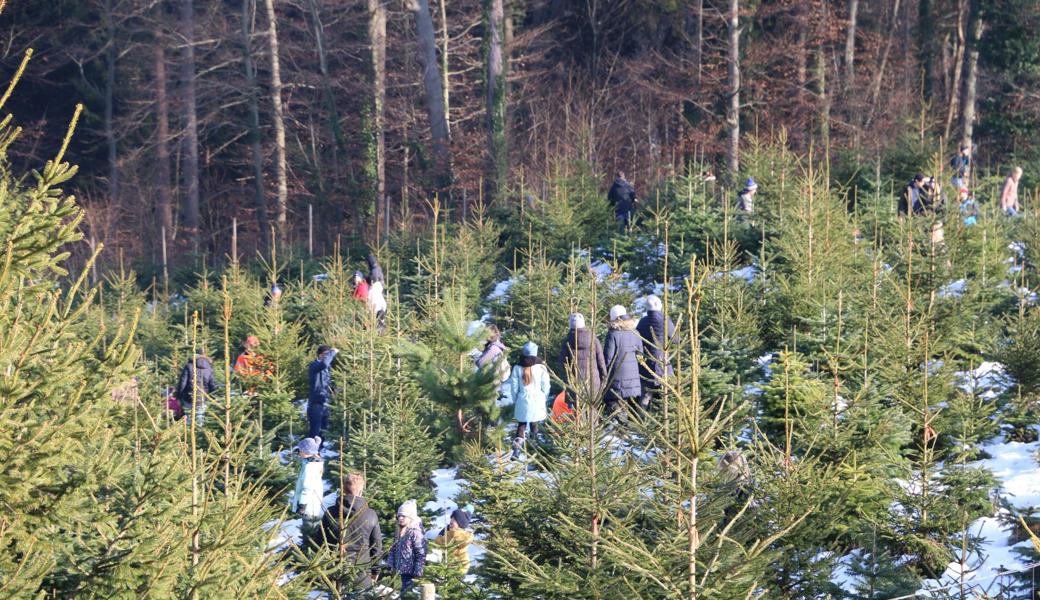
[939,279,967,299]
[424,468,486,572]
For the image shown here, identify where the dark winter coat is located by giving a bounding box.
[636,311,676,389]
[175,355,216,405]
[308,349,339,405]
[366,254,385,284]
[389,525,426,578]
[603,318,643,400]
[607,177,637,214]
[320,496,382,571]
[559,328,608,395]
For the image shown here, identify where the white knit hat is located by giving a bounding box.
[645,295,663,312]
[397,499,418,520]
[609,304,627,322]
[570,313,586,329]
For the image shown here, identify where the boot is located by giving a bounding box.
[510,437,524,460]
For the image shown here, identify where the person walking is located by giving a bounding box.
[507,341,550,460]
[366,253,385,284]
[950,144,972,189]
[388,500,427,597]
[320,472,382,593]
[636,295,676,411]
[291,436,325,545]
[738,178,758,213]
[352,271,370,302]
[366,275,388,333]
[607,171,638,231]
[307,345,339,440]
[431,508,475,575]
[603,304,643,423]
[175,352,216,426]
[1001,166,1023,216]
[476,325,510,383]
[558,313,607,404]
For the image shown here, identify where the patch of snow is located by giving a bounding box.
[939,279,967,298]
[486,278,516,302]
[1009,242,1026,257]
[955,362,1013,400]
[312,273,329,282]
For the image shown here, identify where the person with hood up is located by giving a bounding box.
[320,472,382,591]
[507,341,551,460]
[603,305,643,422]
[175,352,217,426]
[637,295,676,411]
[559,313,608,403]
[352,271,369,302]
[738,178,758,213]
[291,436,325,543]
[430,508,475,575]
[388,499,426,596]
[607,171,638,231]
[307,345,339,439]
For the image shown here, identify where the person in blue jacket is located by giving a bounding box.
[507,341,551,460]
[307,345,339,440]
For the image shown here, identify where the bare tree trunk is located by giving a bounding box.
[844,0,858,92]
[866,0,903,129]
[817,44,831,153]
[959,0,982,149]
[263,0,289,243]
[943,0,965,141]
[242,0,269,253]
[104,0,118,209]
[918,0,933,102]
[155,45,174,241]
[180,0,200,251]
[409,0,453,196]
[693,0,703,86]
[725,0,741,181]
[308,0,345,154]
[485,0,506,200]
[439,0,451,135]
[369,0,387,242]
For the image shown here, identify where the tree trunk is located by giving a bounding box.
[485,0,506,201]
[242,0,269,254]
[693,0,703,86]
[917,0,933,101]
[959,0,981,149]
[154,45,173,241]
[866,0,903,129]
[263,0,289,244]
[369,0,387,242]
[943,0,965,141]
[308,0,345,201]
[104,0,118,209]
[725,0,741,181]
[180,0,200,251]
[816,44,830,153]
[844,0,858,93]
[439,0,451,135]
[409,0,453,196]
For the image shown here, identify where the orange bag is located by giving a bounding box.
[551,391,575,423]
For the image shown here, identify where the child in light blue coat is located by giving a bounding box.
[291,436,325,544]
[507,341,551,459]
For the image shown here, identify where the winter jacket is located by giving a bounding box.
[432,528,474,574]
[389,525,427,578]
[559,328,608,395]
[366,255,385,284]
[607,177,637,214]
[738,191,755,213]
[604,319,643,399]
[175,355,216,405]
[320,495,382,569]
[636,311,676,389]
[353,280,370,302]
[308,349,339,405]
[508,359,550,423]
[950,155,970,180]
[476,340,510,383]
[291,457,325,518]
[367,281,388,315]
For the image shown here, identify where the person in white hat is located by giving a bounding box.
[389,499,427,595]
[559,312,608,404]
[636,295,676,411]
[603,305,643,422]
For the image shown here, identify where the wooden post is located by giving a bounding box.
[421,583,436,600]
[308,204,313,257]
[89,235,99,285]
[161,226,169,298]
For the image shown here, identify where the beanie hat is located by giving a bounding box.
[270,284,282,295]
[522,341,539,357]
[298,437,321,456]
[745,177,758,191]
[397,499,419,520]
[609,304,628,322]
[570,313,586,329]
[646,295,663,312]
[354,270,365,281]
[450,508,471,529]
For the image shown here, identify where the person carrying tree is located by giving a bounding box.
[307,345,339,440]
[175,351,217,426]
[430,508,474,575]
[388,500,427,597]
[507,341,550,460]
[637,295,676,412]
[607,171,638,232]
[559,312,608,407]
[320,472,383,593]
[1001,166,1023,216]
[603,304,643,424]
[234,335,270,379]
[291,436,325,545]
[738,177,758,213]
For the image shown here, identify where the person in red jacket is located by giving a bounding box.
[352,271,369,302]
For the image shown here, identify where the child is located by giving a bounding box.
[291,437,325,545]
[431,508,475,575]
[959,188,978,226]
[507,341,551,460]
[389,500,427,596]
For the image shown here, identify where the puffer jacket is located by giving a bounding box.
[559,328,608,395]
[175,355,216,405]
[320,495,382,568]
[604,318,643,399]
[389,525,427,578]
[636,310,676,389]
[509,359,550,423]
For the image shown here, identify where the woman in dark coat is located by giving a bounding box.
[558,312,608,403]
[603,304,643,421]
[636,295,676,410]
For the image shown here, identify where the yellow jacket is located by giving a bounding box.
[432,528,474,574]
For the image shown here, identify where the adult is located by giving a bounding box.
[366,253,385,284]
[307,345,339,440]
[175,352,216,426]
[476,325,510,385]
[366,275,387,332]
[507,341,550,460]
[234,335,266,379]
[1001,167,1023,216]
[388,500,427,597]
[607,171,638,231]
[738,177,758,213]
[636,295,676,410]
[264,283,283,307]
[950,144,972,188]
[558,313,607,403]
[900,174,926,217]
[320,472,382,591]
[603,305,643,422]
[352,271,369,302]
